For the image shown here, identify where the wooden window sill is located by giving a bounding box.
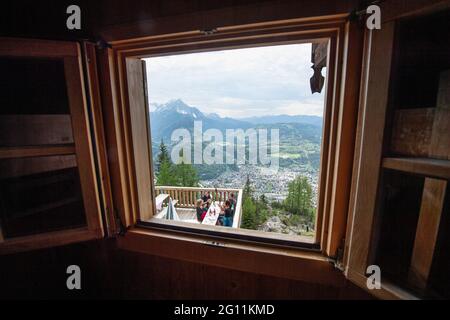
[346,269,420,300]
[117,227,346,287]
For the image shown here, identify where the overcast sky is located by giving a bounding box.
[144,43,325,118]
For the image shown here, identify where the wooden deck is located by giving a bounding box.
[154,186,243,228]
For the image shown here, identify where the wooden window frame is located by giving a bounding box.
[0,38,104,255]
[101,14,363,262]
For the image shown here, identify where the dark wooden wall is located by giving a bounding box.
[1,0,360,41]
[0,239,372,299]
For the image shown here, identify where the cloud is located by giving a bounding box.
[144,43,325,117]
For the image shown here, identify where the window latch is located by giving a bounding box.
[201,28,218,36]
[203,240,226,248]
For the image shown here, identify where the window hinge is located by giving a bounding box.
[332,238,346,272]
[203,240,226,248]
[95,38,112,50]
[349,0,383,21]
[113,208,127,236]
[201,28,218,36]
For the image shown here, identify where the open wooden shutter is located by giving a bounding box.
[344,1,450,299]
[0,38,103,254]
[123,58,155,222]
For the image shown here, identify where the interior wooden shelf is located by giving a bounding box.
[382,157,450,180]
[0,144,75,159]
[11,196,82,219]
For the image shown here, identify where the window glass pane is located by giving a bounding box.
[143,42,327,242]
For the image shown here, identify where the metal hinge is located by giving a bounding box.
[114,208,127,236]
[333,239,346,271]
[349,0,383,21]
[201,28,218,36]
[203,240,226,248]
[95,38,112,49]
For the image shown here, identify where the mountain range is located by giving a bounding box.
[149,99,323,144]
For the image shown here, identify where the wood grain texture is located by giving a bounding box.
[0,115,74,147]
[391,109,435,157]
[0,37,78,57]
[124,58,153,221]
[325,20,363,257]
[347,268,419,300]
[0,154,77,179]
[407,70,450,289]
[382,157,450,179]
[0,239,372,299]
[64,52,103,238]
[83,42,117,236]
[318,31,341,250]
[430,70,450,160]
[381,0,450,23]
[0,145,75,159]
[409,178,447,289]
[119,228,345,287]
[345,23,395,276]
[101,0,354,42]
[0,228,97,255]
[97,48,133,228]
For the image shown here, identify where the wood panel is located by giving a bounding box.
[381,0,450,23]
[409,178,447,289]
[64,52,103,237]
[119,228,345,287]
[0,37,78,57]
[429,70,450,160]
[97,48,133,228]
[347,268,418,300]
[101,1,354,42]
[0,228,97,255]
[344,22,395,277]
[0,115,74,147]
[124,58,153,221]
[382,157,450,180]
[391,108,435,157]
[325,20,363,257]
[407,70,450,289]
[0,145,75,159]
[83,42,117,236]
[315,34,337,246]
[0,154,77,179]
[0,238,372,299]
[391,71,450,160]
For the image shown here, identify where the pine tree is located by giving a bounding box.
[156,139,170,172]
[173,163,199,187]
[172,148,199,187]
[243,175,253,200]
[241,197,257,229]
[283,175,314,222]
[156,160,176,186]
